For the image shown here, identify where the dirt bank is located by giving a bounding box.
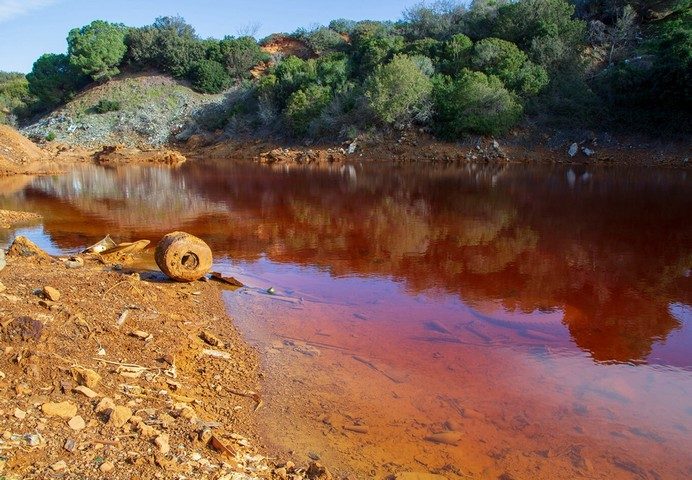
[181,129,690,169]
[0,235,332,479]
[0,210,42,230]
[2,121,689,179]
[0,125,188,176]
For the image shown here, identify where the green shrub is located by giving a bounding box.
[0,73,32,124]
[93,99,121,113]
[67,20,127,81]
[365,54,433,125]
[304,27,347,54]
[405,38,442,58]
[471,37,548,95]
[350,22,405,76]
[27,54,88,106]
[46,131,56,141]
[494,0,585,71]
[400,2,467,40]
[219,36,268,79]
[268,56,318,109]
[432,70,523,137]
[439,33,473,74]
[285,84,333,135]
[188,60,231,93]
[328,19,357,35]
[126,17,205,78]
[315,54,349,89]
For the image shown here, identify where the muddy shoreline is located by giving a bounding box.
[0,234,333,479]
[2,122,690,178]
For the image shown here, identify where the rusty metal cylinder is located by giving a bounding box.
[155,232,212,282]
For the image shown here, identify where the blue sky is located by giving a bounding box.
[0,0,420,73]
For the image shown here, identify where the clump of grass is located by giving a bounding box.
[93,99,121,113]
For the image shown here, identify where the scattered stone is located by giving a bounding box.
[109,405,133,428]
[42,401,78,418]
[95,397,116,414]
[5,316,43,341]
[24,433,42,446]
[14,408,27,420]
[130,330,152,341]
[343,424,369,434]
[154,433,170,454]
[582,147,595,156]
[201,348,232,360]
[68,415,86,431]
[73,385,98,398]
[0,281,5,293]
[444,419,461,431]
[199,330,224,348]
[64,438,77,452]
[190,452,202,461]
[71,366,101,389]
[210,435,235,456]
[424,431,463,445]
[64,255,85,269]
[461,408,485,420]
[100,461,115,473]
[7,236,49,260]
[42,286,61,301]
[568,143,579,157]
[51,460,68,472]
[0,249,5,271]
[306,462,333,480]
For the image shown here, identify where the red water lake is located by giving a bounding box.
[2,161,690,479]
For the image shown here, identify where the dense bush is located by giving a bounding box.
[67,21,127,81]
[0,73,31,124]
[433,70,522,136]
[219,36,268,79]
[126,16,205,78]
[26,53,88,106]
[399,1,467,40]
[285,84,333,134]
[365,54,433,125]
[188,59,231,93]
[438,33,474,74]
[9,1,688,136]
[350,22,405,76]
[302,27,347,55]
[494,0,585,71]
[471,38,548,95]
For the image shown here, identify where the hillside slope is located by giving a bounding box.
[21,73,231,148]
[0,124,47,174]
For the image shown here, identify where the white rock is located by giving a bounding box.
[68,415,86,431]
[568,142,579,157]
[51,460,68,472]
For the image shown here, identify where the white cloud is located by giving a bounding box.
[0,0,58,23]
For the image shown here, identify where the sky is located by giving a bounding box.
[0,0,419,73]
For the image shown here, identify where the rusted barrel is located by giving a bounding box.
[155,232,212,282]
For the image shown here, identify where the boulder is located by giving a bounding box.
[7,236,50,260]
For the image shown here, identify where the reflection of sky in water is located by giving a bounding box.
[2,226,79,256]
[648,303,692,367]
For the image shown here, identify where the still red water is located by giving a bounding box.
[1,161,690,479]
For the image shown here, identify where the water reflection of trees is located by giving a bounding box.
[26,166,227,231]
[19,162,692,364]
